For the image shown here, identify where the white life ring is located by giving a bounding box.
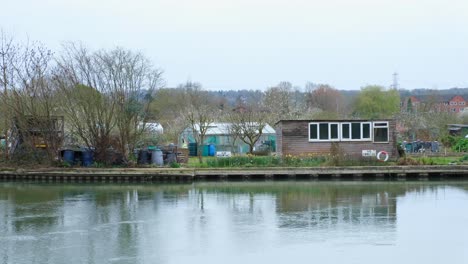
[376,151,389,162]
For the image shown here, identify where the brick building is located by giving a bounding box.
[401,95,467,113]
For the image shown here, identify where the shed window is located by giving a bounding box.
[309,122,339,141]
[351,123,361,139]
[309,124,318,140]
[308,121,384,142]
[363,123,371,139]
[373,122,389,142]
[319,123,328,140]
[330,123,339,139]
[341,123,350,140]
[348,122,371,141]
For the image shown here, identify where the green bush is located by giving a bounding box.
[206,155,278,167]
[92,162,105,168]
[204,154,325,168]
[452,138,468,152]
[55,160,72,168]
[441,135,459,148]
[420,157,435,165]
[170,162,181,168]
[396,157,421,165]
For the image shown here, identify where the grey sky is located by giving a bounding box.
[2,0,468,90]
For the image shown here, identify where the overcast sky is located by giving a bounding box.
[1,0,468,90]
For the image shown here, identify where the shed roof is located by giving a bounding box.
[447,124,468,128]
[276,119,394,125]
[193,122,276,135]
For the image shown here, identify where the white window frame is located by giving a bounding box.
[346,122,372,141]
[308,122,340,142]
[361,122,372,141]
[329,122,340,142]
[308,121,382,142]
[373,121,389,143]
[341,122,351,140]
[349,122,362,141]
[309,123,319,141]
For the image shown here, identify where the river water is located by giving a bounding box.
[1,181,467,264]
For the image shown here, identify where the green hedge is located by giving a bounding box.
[205,155,326,168]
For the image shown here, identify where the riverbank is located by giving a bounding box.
[1,165,468,182]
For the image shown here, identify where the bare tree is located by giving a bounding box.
[55,43,164,163]
[55,43,118,163]
[0,37,63,163]
[263,81,295,125]
[229,103,269,154]
[149,88,187,144]
[97,48,164,160]
[0,30,18,159]
[306,84,344,115]
[181,81,217,163]
[225,112,242,154]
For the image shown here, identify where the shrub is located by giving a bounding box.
[92,162,105,168]
[203,154,325,168]
[397,144,405,158]
[420,157,435,165]
[396,157,421,165]
[170,162,181,168]
[327,143,344,166]
[206,155,280,167]
[452,138,468,152]
[440,135,459,148]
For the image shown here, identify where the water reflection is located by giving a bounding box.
[0,182,467,264]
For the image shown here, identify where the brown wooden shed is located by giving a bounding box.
[275,119,398,160]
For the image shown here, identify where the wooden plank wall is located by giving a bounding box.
[276,120,398,158]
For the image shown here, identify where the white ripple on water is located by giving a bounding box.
[46,230,88,236]
[116,220,146,225]
[108,256,139,262]
[92,220,147,231]
[372,243,395,246]
[48,245,86,251]
[0,235,38,241]
[12,214,60,220]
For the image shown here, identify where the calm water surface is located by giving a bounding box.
[1,181,468,264]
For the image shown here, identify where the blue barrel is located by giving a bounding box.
[208,144,216,156]
[63,150,75,165]
[82,150,94,167]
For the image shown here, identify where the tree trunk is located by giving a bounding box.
[197,143,203,163]
[248,144,254,154]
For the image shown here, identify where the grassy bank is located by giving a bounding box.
[1,153,466,169]
[185,154,465,168]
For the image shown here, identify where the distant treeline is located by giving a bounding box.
[199,87,468,108]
